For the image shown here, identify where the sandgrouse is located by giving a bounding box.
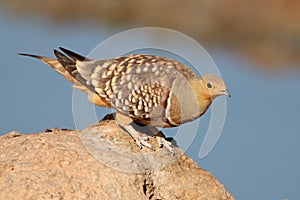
[20,47,230,153]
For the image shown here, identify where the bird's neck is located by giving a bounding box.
[190,79,212,115]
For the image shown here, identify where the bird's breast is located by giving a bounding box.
[165,76,210,126]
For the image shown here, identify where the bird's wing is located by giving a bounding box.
[63,53,195,123]
[38,48,201,126]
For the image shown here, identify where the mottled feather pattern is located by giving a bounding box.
[74,54,196,120]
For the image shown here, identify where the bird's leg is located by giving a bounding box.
[115,112,154,150]
[146,126,175,155]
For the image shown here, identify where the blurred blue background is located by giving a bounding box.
[1,5,300,199]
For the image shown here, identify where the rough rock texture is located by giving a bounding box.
[0,115,234,199]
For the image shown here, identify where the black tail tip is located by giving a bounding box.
[57,47,89,61]
[18,53,30,56]
[18,53,43,59]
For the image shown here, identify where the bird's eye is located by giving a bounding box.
[207,83,213,89]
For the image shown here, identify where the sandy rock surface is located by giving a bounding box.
[0,116,234,199]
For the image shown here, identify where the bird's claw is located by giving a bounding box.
[134,136,155,151]
[133,135,175,154]
[156,136,175,155]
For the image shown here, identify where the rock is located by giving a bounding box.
[0,115,234,199]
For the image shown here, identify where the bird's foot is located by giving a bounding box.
[133,135,155,151]
[154,132,175,155]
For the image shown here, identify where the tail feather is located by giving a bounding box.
[53,50,77,79]
[18,53,44,60]
[19,52,76,83]
[52,49,95,93]
[19,48,112,107]
[59,47,91,62]
[19,49,95,93]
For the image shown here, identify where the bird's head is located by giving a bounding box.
[199,74,231,100]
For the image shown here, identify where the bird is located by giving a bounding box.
[19,47,230,154]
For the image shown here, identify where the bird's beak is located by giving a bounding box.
[223,89,231,97]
